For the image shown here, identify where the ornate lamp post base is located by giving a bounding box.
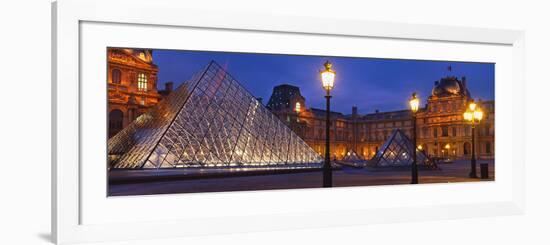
[323,162,332,187]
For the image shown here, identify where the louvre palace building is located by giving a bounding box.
[107,48,173,137]
[266,77,495,161]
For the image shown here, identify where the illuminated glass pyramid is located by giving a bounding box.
[342,150,364,162]
[108,61,323,169]
[368,129,433,168]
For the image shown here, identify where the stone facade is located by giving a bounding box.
[267,76,495,160]
[107,48,161,138]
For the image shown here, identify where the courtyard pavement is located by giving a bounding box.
[108,159,494,196]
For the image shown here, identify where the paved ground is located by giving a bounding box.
[108,159,494,196]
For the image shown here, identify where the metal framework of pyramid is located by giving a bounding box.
[342,150,364,162]
[108,61,323,169]
[368,129,433,167]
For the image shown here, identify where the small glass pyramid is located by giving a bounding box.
[342,150,364,162]
[368,129,434,167]
[108,61,323,169]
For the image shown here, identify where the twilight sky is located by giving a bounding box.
[153,50,494,115]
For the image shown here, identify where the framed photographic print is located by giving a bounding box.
[52,0,525,244]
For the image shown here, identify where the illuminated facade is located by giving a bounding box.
[108,62,322,169]
[107,48,161,138]
[267,76,495,160]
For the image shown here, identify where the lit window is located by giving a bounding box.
[112,69,121,84]
[295,102,301,113]
[138,73,147,91]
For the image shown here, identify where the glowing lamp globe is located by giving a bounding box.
[320,61,335,91]
[409,92,420,113]
[469,102,477,111]
[463,111,473,121]
[473,108,484,121]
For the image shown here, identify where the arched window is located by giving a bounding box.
[422,127,428,139]
[463,142,471,155]
[137,73,148,91]
[442,126,448,137]
[109,109,124,137]
[112,69,121,84]
[295,102,301,113]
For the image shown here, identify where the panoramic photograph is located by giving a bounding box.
[106,48,495,196]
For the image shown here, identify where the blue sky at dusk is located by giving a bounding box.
[153,50,494,115]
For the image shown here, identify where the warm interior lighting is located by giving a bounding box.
[409,92,420,113]
[295,102,301,113]
[138,73,148,91]
[320,61,335,91]
[445,143,451,149]
[417,145,423,150]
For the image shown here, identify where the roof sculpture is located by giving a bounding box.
[431,76,471,98]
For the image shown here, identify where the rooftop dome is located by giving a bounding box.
[431,76,469,97]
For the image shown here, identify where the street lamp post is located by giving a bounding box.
[409,92,420,184]
[320,61,335,188]
[463,100,484,178]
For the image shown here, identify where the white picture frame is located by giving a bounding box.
[52,0,525,244]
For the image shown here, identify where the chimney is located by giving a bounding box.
[352,106,358,116]
[434,81,439,86]
[257,97,263,104]
[165,82,174,92]
[375,109,379,114]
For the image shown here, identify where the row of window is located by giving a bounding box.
[422,125,493,138]
[421,142,492,156]
[428,101,465,113]
[111,69,148,92]
[305,123,493,142]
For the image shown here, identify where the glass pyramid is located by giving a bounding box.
[342,150,364,162]
[368,129,433,167]
[108,61,323,169]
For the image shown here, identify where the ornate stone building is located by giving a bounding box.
[107,48,161,137]
[267,76,495,160]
